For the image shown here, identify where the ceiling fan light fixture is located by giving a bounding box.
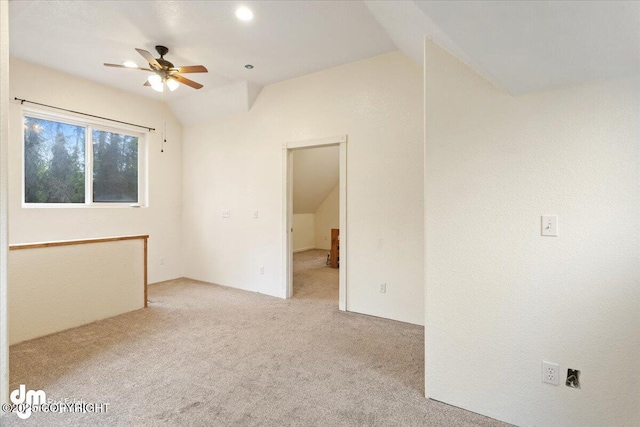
[148,74,164,92]
[235,6,254,21]
[166,79,180,91]
[123,60,138,68]
[148,74,162,85]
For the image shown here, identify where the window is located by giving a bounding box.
[92,129,139,203]
[23,111,146,206]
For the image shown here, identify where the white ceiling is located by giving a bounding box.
[416,1,640,94]
[9,1,640,122]
[369,0,640,94]
[292,146,339,215]
[9,0,396,120]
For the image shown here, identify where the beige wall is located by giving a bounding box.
[424,39,640,426]
[9,239,145,345]
[8,59,183,284]
[314,184,339,250]
[292,214,315,252]
[182,51,424,325]
[293,183,339,253]
[292,146,339,214]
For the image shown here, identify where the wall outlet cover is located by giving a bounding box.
[542,361,560,385]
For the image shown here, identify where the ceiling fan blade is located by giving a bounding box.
[170,74,203,89]
[104,63,153,71]
[136,48,161,69]
[172,65,208,74]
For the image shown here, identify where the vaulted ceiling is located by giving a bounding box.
[9,1,640,124]
[369,1,640,94]
[292,146,339,215]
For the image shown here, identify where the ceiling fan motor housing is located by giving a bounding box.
[155,46,174,69]
[155,45,169,57]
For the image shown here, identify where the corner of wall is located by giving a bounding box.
[424,36,640,427]
[313,184,339,250]
[0,0,10,406]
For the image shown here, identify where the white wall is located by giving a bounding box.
[8,59,183,284]
[424,39,640,427]
[293,183,339,252]
[292,214,315,252]
[314,184,339,250]
[183,51,424,325]
[0,0,9,407]
[292,146,339,214]
[9,239,145,345]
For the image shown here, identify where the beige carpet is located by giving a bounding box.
[6,250,508,426]
[292,249,338,301]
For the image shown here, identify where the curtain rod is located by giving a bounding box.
[14,97,156,132]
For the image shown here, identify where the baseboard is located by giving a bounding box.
[148,276,188,286]
[293,246,316,253]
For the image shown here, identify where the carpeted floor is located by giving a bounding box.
[5,250,508,426]
[292,249,338,301]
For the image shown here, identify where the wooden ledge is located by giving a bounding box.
[9,235,149,251]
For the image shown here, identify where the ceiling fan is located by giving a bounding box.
[104,45,208,92]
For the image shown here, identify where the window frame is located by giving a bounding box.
[21,108,148,208]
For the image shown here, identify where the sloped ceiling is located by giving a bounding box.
[368,0,640,94]
[292,146,339,215]
[9,1,396,124]
[9,1,640,124]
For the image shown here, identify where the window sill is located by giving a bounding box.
[22,203,146,209]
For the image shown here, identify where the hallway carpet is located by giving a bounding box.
[6,250,508,426]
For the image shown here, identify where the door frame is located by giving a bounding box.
[282,135,347,311]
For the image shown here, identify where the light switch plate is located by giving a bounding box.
[541,215,558,236]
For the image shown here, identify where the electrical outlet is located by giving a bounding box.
[160,258,165,266]
[222,210,230,218]
[259,265,264,275]
[542,361,559,385]
[379,283,386,293]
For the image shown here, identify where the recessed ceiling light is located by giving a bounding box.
[245,64,254,69]
[235,6,254,21]
[123,60,138,68]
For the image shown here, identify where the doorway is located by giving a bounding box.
[282,135,347,311]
